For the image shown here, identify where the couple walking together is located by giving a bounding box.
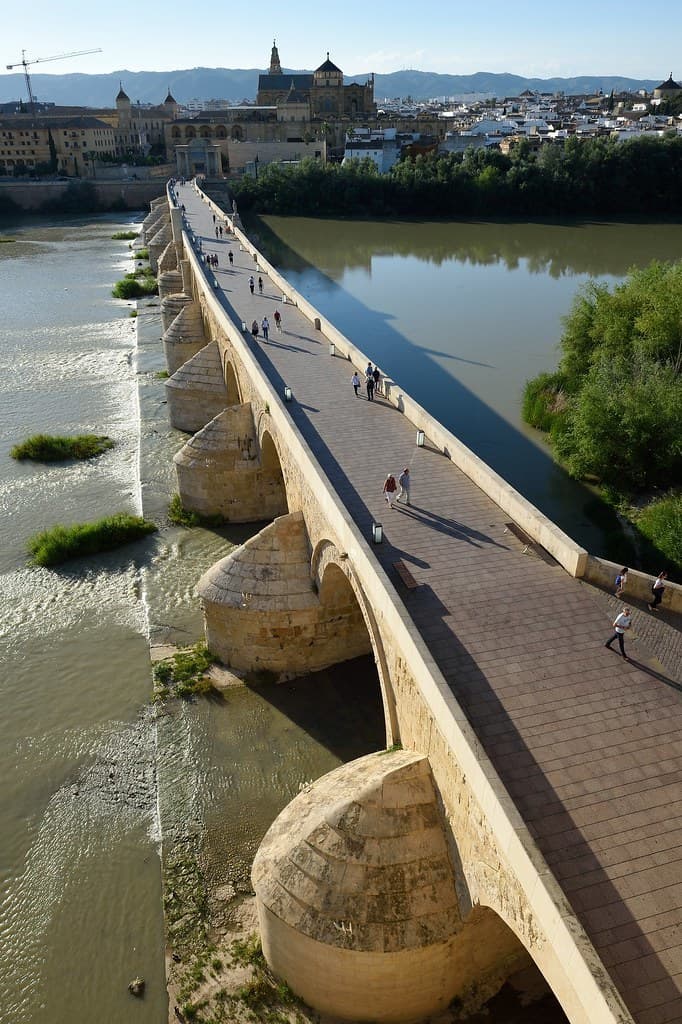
[383,468,411,508]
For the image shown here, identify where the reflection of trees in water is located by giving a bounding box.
[252,214,682,281]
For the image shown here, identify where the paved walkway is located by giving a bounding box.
[178,185,682,1024]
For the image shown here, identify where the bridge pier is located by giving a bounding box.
[252,750,532,1023]
[174,404,289,522]
[197,511,371,679]
[162,302,208,375]
[165,341,229,432]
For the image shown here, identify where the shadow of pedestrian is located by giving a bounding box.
[396,504,509,549]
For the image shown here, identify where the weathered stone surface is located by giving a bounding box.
[165,341,228,432]
[160,291,193,333]
[253,751,529,1022]
[158,269,182,300]
[158,241,178,273]
[198,512,370,676]
[162,302,207,376]
[174,404,288,522]
[148,221,172,272]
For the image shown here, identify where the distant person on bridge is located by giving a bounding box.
[604,607,632,660]
[258,276,264,295]
[274,309,282,332]
[397,467,411,506]
[614,567,628,598]
[249,276,255,295]
[365,373,375,401]
[219,225,223,238]
[648,571,667,611]
[261,316,269,342]
[228,251,234,266]
[372,366,382,394]
[351,372,361,396]
[251,319,259,340]
[383,473,397,508]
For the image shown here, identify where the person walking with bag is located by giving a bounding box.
[396,467,411,506]
[605,607,632,661]
[614,567,628,598]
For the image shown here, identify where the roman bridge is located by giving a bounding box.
[143,186,682,1024]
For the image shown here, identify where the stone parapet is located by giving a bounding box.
[174,404,288,522]
[162,302,208,375]
[165,341,228,432]
[585,554,682,613]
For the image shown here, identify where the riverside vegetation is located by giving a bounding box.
[523,260,682,570]
[11,433,114,462]
[232,136,682,218]
[28,513,157,566]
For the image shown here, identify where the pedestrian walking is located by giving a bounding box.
[605,607,632,660]
[351,371,361,396]
[215,226,219,239]
[212,213,216,224]
[251,319,259,340]
[614,567,628,598]
[648,571,667,611]
[365,362,373,379]
[228,251,234,266]
[249,276,255,295]
[261,316,269,341]
[372,366,382,394]
[397,467,411,506]
[273,309,282,332]
[383,473,397,508]
[219,225,223,238]
[213,253,219,267]
[366,374,375,401]
[258,276,264,295]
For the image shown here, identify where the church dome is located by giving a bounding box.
[656,73,681,91]
[315,52,342,74]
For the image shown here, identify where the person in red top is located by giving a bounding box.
[383,473,397,508]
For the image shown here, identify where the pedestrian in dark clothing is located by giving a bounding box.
[215,226,219,239]
[228,251,234,266]
[258,276,264,295]
[372,366,382,394]
[261,316,269,341]
[249,276,255,295]
[648,571,667,611]
[219,225,223,238]
[383,473,397,508]
[274,309,282,332]
[251,319,259,340]
[366,375,375,401]
[212,214,216,224]
[605,607,632,660]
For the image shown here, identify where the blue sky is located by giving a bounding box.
[2,0,680,80]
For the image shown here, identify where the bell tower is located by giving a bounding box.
[269,40,282,75]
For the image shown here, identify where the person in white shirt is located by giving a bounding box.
[604,607,632,660]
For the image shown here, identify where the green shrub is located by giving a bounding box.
[152,640,218,699]
[168,493,229,528]
[155,369,169,378]
[129,310,138,318]
[112,274,158,299]
[11,433,114,462]
[132,247,149,260]
[636,493,682,570]
[522,372,568,432]
[112,230,139,240]
[28,513,157,566]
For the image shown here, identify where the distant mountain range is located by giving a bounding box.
[0,68,660,107]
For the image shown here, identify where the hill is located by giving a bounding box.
[0,67,659,107]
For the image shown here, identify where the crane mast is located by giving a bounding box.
[5,48,103,118]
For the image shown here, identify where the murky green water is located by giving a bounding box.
[253,216,682,554]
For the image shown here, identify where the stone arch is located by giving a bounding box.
[231,125,243,141]
[312,539,398,745]
[259,428,288,513]
[223,357,241,405]
[215,125,227,139]
[200,126,212,138]
[171,126,181,139]
[185,126,196,139]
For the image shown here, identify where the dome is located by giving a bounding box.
[315,52,342,74]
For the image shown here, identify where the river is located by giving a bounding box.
[252,215,682,556]
[3,210,662,1023]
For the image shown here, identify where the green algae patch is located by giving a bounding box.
[168,493,230,529]
[11,433,114,462]
[28,513,157,566]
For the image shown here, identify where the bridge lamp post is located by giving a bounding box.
[284,385,293,402]
[241,321,247,332]
[416,429,425,447]
[372,521,383,544]
[329,342,336,356]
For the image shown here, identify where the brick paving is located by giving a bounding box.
[178,186,682,1023]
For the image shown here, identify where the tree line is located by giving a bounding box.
[232,135,682,218]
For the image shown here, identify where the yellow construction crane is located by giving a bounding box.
[6,48,103,116]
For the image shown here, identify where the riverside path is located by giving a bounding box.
[176,183,682,1024]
